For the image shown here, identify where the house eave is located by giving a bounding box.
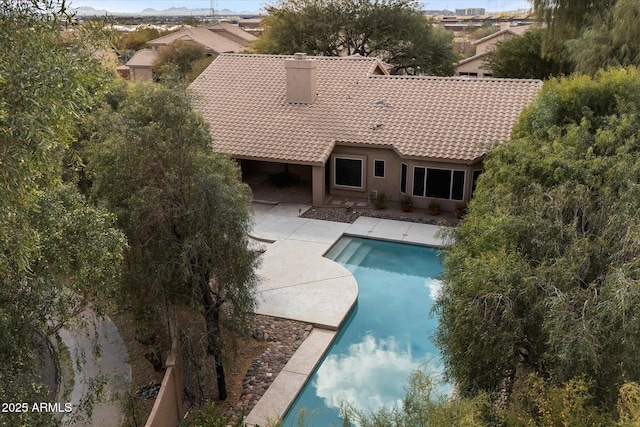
[224,154,325,168]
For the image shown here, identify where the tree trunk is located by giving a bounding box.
[208,307,227,400]
[198,269,228,400]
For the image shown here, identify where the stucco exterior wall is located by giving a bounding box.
[330,145,482,211]
[475,31,517,54]
[130,66,153,81]
[455,56,492,77]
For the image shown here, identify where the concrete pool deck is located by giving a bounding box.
[245,202,446,426]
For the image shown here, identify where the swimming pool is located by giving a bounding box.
[282,236,448,426]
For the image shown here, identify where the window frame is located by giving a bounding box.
[400,162,408,194]
[333,156,365,189]
[471,169,482,197]
[412,166,466,201]
[412,166,426,197]
[373,159,385,178]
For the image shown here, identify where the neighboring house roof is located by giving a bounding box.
[472,24,530,46]
[126,48,158,67]
[238,18,262,29]
[189,54,542,166]
[455,25,532,74]
[208,22,257,43]
[148,27,245,54]
[455,50,490,67]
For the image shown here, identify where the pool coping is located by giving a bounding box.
[245,204,447,426]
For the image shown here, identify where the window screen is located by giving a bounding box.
[374,160,385,178]
[412,167,466,199]
[413,167,426,197]
[426,168,452,199]
[472,170,482,196]
[335,158,363,188]
[400,163,407,193]
[452,170,465,200]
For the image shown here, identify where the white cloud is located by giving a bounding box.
[314,334,443,414]
[425,277,442,302]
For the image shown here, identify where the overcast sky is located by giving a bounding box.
[69,0,532,14]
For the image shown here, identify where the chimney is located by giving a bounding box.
[500,21,511,30]
[285,53,317,104]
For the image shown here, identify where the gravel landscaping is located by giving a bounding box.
[301,206,457,226]
[226,315,313,423]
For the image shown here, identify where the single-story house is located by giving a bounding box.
[237,18,263,36]
[189,53,541,211]
[123,23,257,81]
[147,24,256,56]
[455,24,531,78]
[123,48,158,80]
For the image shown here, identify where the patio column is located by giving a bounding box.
[312,165,325,206]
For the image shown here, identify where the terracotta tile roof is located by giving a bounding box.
[208,22,258,43]
[455,50,490,67]
[473,24,531,46]
[126,48,158,67]
[148,27,244,54]
[189,54,541,165]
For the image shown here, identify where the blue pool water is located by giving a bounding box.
[282,237,447,426]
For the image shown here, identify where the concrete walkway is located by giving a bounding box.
[58,310,131,427]
[245,202,445,426]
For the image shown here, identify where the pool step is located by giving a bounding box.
[330,239,361,264]
[347,244,371,266]
[325,236,354,261]
[330,239,372,266]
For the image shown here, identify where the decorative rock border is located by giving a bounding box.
[226,315,313,423]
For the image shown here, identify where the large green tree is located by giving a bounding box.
[485,28,572,79]
[533,0,640,73]
[532,0,615,41]
[0,1,126,424]
[84,81,259,401]
[254,0,457,75]
[152,40,214,83]
[435,68,640,410]
[119,27,163,52]
[564,0,640,75]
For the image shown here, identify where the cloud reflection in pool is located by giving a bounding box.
[282,238,447,426]
[425,277,442,302]
[315,334,420,412]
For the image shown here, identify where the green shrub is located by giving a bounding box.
[499,373,611,426]
[341,369,491,427]
[188,402,245,427]
[374,192,388,210]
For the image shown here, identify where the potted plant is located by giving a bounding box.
[454,203,467,219]
[428,202,440,216]
[399,195,413,212]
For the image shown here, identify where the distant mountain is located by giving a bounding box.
[71,6,260,16]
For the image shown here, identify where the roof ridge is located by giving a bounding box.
[472,24,532,45]
[148,27,188,42]
[218,53,381,62]
[367,74,542,83]
[454,50,490,66]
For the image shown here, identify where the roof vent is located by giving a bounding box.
[285,53,317,104]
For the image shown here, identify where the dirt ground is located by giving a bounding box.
[111,306,266,426]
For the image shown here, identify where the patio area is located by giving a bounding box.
[245,172,461,226]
